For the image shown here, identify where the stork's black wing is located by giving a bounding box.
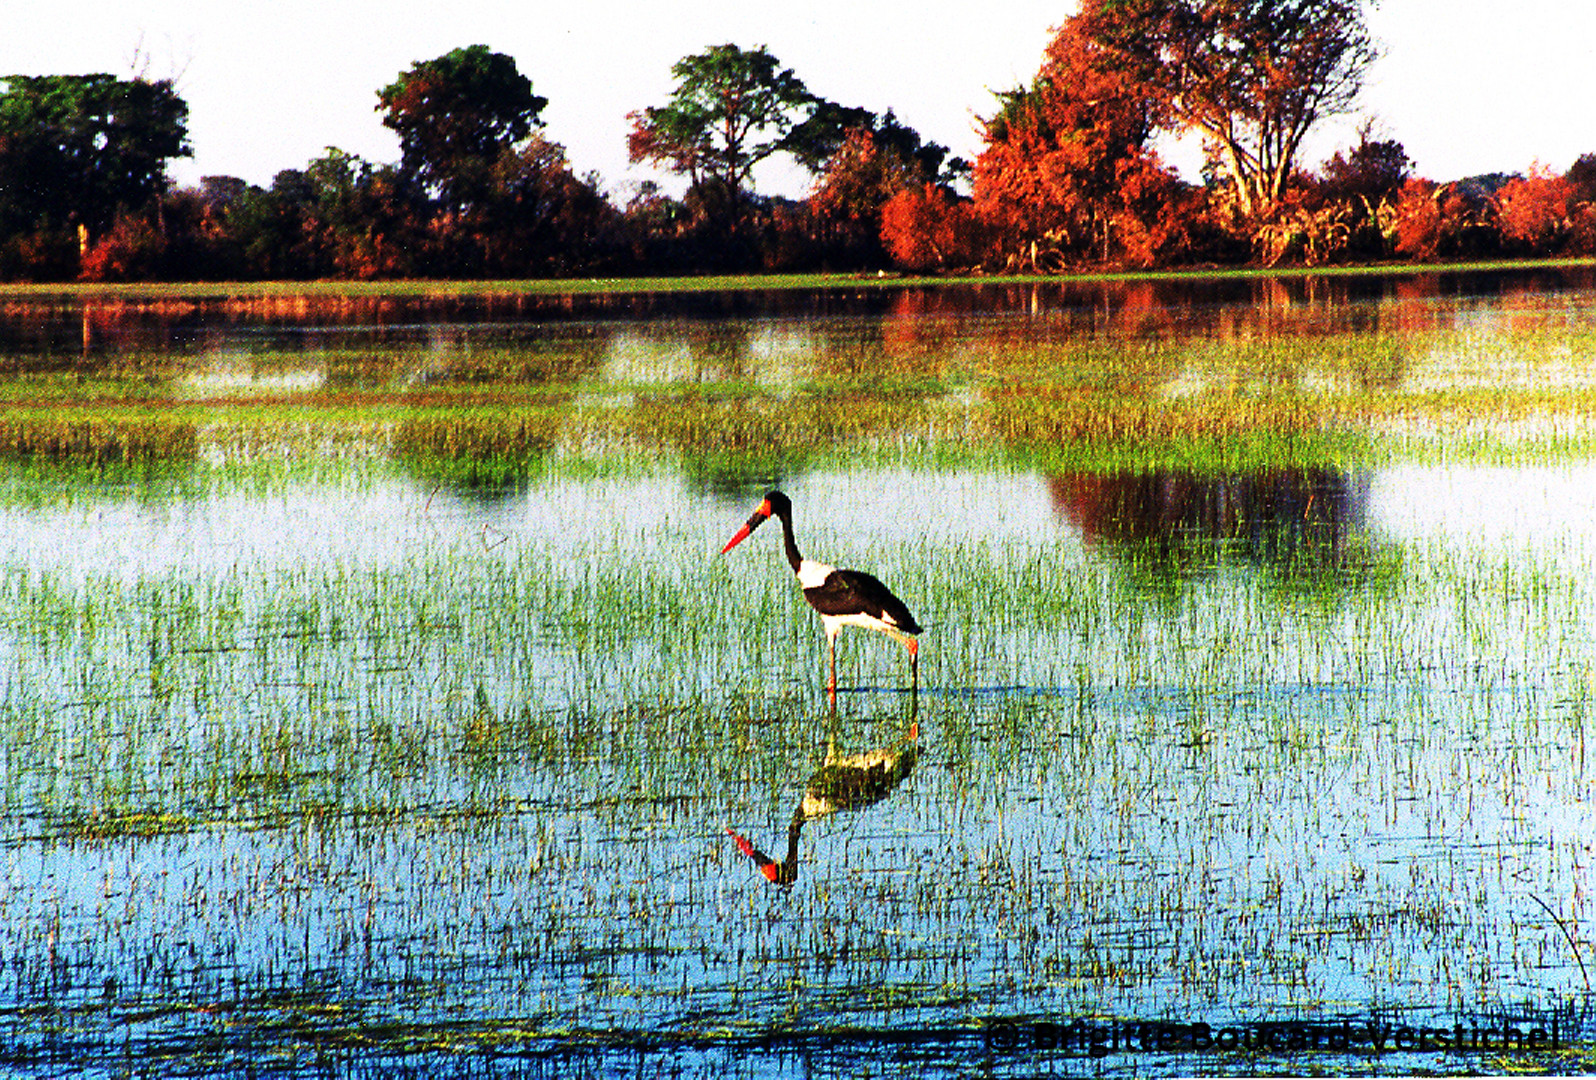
[803,568,922,634]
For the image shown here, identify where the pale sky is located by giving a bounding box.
[5,1,1595,200]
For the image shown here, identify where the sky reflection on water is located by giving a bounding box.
[2,462,1591,582]
[1369,462,1596,547]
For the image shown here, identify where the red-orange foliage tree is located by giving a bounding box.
[880,184,982,271]
[78,213,169,282]
[807,129,918,265]
[805,114,962,268]
[971,14,1183,271]
[1083,0,1377,223]
[1495,167,1574,254]
[1390,178,1443,261]
[1392,176,1502,262]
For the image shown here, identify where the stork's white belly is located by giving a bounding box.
[822,611,891,632]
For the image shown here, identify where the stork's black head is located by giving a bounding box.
[761,490,791,519]
[721,490,792,554]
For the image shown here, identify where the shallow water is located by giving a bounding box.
[2,272,1596,1076]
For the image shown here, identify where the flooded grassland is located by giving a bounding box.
[2,269,1596,1076]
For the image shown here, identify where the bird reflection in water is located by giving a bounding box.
[725,715,919,886]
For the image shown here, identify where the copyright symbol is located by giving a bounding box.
[985,1019,1021,1051]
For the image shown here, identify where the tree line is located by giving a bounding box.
[3,3,1595,283]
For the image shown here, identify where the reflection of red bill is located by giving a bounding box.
[724,826,781,882]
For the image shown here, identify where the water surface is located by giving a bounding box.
[1,271,1594,1076]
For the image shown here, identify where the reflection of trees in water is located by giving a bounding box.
[877,269,1596,356]
[1049,468,1371,581]
[662,388,933,500]
[3,267,1593,363]
[601,321,751,383]
[727,715,918,887]
[389,324,614,390]
[640,393,810,501]
[390,413,563,503]
[683,461,789,503]
[386,327,615,500]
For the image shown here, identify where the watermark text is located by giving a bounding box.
[982,1015,1563,1059]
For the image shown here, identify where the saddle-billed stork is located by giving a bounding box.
[720,490,922,694]
[726,721,919,885]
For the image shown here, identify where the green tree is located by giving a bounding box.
[222,170,322,279]
[1274,127,1412,262]
[627,44,824,229]
[1084,0,1377,220]
[377,45,547,214]
[1566,153,1596,205]
[0,73,190,245]
[1318,129,1410,209]
[866,110,966,190]
[286,148,421,278]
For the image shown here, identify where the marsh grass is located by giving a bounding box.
[3,502,1593,1008]
[7,313,1596,497]
[0,535,1590,1074]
